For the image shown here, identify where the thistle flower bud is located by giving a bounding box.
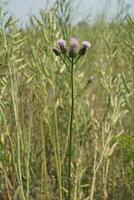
[69,38,78,58]
[79,41,91,56]
[52,47,60,56]
[57,39,67,54]
[79,47,86,56]
[87,76,93,84]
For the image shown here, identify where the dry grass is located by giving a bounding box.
[0,2,134,200]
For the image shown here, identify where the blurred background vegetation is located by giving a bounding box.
[0,0,134,199]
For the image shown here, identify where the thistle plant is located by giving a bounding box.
[53,38,91,200]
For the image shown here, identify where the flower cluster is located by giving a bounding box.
[53,38,91,58]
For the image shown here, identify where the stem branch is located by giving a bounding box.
[68,58,74,200]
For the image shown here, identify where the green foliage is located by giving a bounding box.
[118,135,134,160]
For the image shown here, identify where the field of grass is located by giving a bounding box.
[0,1,134,199]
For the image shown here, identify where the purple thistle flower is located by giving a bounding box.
[82,41,91,48]
[70,38,78,49]
[79,40,91,56]
[56,39,67,54]
[69,38,78,58]
[57,39,66,49]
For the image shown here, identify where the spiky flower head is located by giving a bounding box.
[57,39,67,54]
[70,38,78,49]
[69,38,78,58]
[57,39,66,48]
[82,41,91,48]
[79,41,91,56]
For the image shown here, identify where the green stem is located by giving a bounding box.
[68,58,74,200]
[73,55,81,65]
[59,54,71,73]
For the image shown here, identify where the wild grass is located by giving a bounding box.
[0,1,134,200]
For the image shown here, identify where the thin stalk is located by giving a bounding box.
[64,54,72,63]
[59,54,71,73]
[53,79,63,200]
[68,58,74,200]
[73,55,81,65]
[2,29,25,200]
[26,116,32,200]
